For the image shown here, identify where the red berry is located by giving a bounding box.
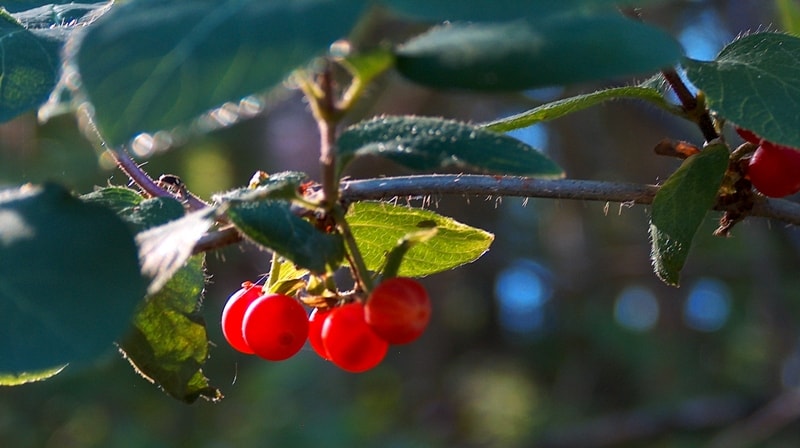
[747,141,800,198]
[242,293,309,361]
[221,282,262,354]
[308,307,332,360]
[322,302,388,373]
[735,126,761,145]
[365,277,431,345]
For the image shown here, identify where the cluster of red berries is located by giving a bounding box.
[221,277,431,373]
[737,127,800,198]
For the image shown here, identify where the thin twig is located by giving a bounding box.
[661,68,719,142]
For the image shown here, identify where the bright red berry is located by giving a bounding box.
[308,307,332,361]
[221,282,262,354]
[322,302,388,373]
[365,277,431,345]
[242,293,309,361]
[747,141,800,198]
[735,126,761,145]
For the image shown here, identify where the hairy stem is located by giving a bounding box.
[661,68,719,142]
[190,174,800,256]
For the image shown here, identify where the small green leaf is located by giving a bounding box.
[0,10,60,122]
[0,183,146,372]
[214,171,308,203]
[81,187,145,214]
[119,255,221,403]
[484,85,673,132]
[266,256,309,297]
[684,33,800,149]
[346,201,494,277]
[395,16,682,91]
[75,0,367,146]
[225,200,344,274]
[337,115,563,177]
[337,47,395,86]
[0,364,67,386]
[381,227,438,279]
[649,143,729,286]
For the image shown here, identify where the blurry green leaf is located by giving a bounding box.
[776,0,800,35]
[684,33,800,149]
[0,183,146,372]
[338,47,395,86]
[337,115,563,177]
[226,200,344,274]
[381,0,662,22]
[484,85,673,132]
[649,143,729,286]
[75,0,367,146]
[119,255,221,403]
[395,16,682,91]
[0,10,60,122]
[347,201,493,277]
[0,364,67,386]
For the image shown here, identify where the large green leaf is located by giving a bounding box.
[395,16,682,91]
[381,0,662,23]
[337,115,563,177]
[649,143,729,286]
[119,255,221,403]
[84,185,218,402]
[225,200,345,274]
[684,33,800,149]
[483,85,673,132]
[346,201,494,277]
[0,10,60,122]
[75,0,366,146]
[0,183,146,372]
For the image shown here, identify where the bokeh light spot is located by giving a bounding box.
[614,285,659,332]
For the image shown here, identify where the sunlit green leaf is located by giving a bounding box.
[75,0,367,146]
[119,255,221,403]
[483,85,673,132]
[684,33,800,148]
[337,115,563,177]
[649,143,729,286]
[347,201,493,277]
[0,364,67,386]
[395,16,682,91]
[226,200,344,274]
[0,183,146,372]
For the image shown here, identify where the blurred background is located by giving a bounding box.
[3,0,800,446]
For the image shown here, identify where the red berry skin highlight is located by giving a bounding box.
[365,277,431,345]
[747,141,800,198]
[221,282,262,354]
[242,294,309,361]
[322,302,388,373]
